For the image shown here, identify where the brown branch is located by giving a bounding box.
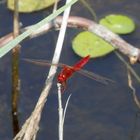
[0,16,140,63]
[55,16,140,64]
[12,0,20,136]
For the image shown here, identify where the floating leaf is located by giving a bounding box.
[7,0,58,13]
[99,14,135,34]
[72,31,115,58]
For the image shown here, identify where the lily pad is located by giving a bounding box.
[72,31,115,58]
[99,14,135,34]
[7,0,58,13]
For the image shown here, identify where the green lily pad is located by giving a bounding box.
[99,14,135,34]
[72,31,115,58]
[7,0,58,13]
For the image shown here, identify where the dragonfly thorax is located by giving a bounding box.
[57,66,75,84]
[57,73,66,84]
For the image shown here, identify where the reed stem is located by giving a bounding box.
[11,0,20,136]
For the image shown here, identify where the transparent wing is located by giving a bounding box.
[77,69,115,85]
[23,58,114,85]
[23,58,65,68]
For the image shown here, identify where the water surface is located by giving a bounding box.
[0,0,140,139]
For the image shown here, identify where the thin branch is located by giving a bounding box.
[1,16,140,63]
[55,16,140,63]
[115,52,140,109]
[127,70,140,109]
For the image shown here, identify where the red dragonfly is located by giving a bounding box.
[23,55,113,92]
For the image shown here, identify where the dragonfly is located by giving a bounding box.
[23,55,114,92]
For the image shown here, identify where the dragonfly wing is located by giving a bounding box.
[23,58,65,68]
[23,58,114,85]
[77,69,114,85]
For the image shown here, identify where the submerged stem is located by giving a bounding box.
[115,51,140,83]
[11,0,20,136]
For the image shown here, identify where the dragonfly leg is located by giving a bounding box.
[59,81,67,93]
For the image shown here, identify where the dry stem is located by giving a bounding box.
[57,83,63,140]
[13,0,72,139]
[12,0,20,136]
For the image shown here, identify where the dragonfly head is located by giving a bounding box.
[57,73,67,93]
[57,73,66,84]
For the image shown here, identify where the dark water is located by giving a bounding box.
[0,0,140,139]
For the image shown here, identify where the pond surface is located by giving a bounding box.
[0,0,140,139]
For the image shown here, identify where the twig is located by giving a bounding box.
[55,16,140,63]
[13,0,72,139]
[127,70,140,109]
[115,52,140,109]
[1,16,140,63]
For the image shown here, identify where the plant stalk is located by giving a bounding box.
[11,0,20,136]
